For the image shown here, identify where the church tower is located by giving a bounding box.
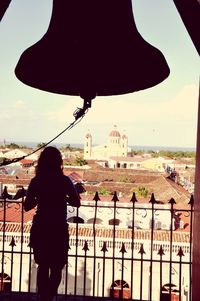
[121,131,128,157]
[84,131,92,159]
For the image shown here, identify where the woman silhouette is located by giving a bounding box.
[24,146,80,301]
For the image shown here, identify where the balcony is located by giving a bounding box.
[0,188,193,301]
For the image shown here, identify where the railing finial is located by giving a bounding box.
[177,246,184,257]
[1,186,12,200]
[120,242,127,254]
[82,240,89,252]
[101,241,108,253]
[168,198,176,205]
[111,191,119,202]
[93,191,101,202]
[158,245,165,256]
[130,192,138,203]
[9,236,16,247]
[139,243,146,255]
[149,193,156,204]
[188,194,194,206]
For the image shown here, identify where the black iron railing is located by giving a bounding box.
[0,187,193,301]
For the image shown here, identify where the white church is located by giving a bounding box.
[84,125,128,160]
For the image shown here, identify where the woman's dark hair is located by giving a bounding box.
[36,146,63,178]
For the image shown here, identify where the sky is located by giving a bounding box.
[0,0,199,149]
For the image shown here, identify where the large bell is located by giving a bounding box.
[15,0,170,101]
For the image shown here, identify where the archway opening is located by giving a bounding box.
[0,273,11,292]
[160,283,180,301]
[110,279,131,299]
[67,216,84,223]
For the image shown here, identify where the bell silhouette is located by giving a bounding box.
[15,0,170,101]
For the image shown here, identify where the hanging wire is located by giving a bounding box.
[0,103,90,167]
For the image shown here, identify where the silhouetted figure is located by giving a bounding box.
[24,146,80,301]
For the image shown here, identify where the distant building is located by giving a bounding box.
[0,149,38,166]
[84,125,128,160]
[107,156,175,173]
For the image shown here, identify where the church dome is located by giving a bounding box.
[109,126,120,137]
[109,130,121,137]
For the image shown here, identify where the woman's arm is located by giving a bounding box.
[65,176,81,208]
[24,178,38,211]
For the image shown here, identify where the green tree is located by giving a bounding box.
[36,142,46,149]
[148,149,195,159]
[134,186,149,198]
[118,175,131,183]
[98,187,110,195]
[74,156,87,166]
[6,143,20,149]
[148,150,159,158]
[131,149,145,156]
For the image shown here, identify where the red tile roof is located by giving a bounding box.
[20,159,34,164]
[0,222,190,244]
[0,203,35,223]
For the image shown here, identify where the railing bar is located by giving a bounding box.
[83,242,87,297]
[0,236,192,256]
[159,250,163,300]
[96,261,100,297]
[92,198,98,297]
[67,253,192,264]
[2,199,194,217]
[65,203,69,299]
[130,199,136,300]
[139,246,144,301]
[189,201,193,301]
[9,240,15,292]
[73,207,79,296]
[149,200,154,301]
[120,247,125,299]
[18,198,24,292]
[179,253,182,301]
[79,202,192,212]
[169,201,174,301]
[28,246,32,293]
[102,251,106,297]
[111,197,117,300]
[0,249,34,256]
[0,245,191,265]
[1,195,7,291]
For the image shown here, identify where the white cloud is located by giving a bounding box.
[13,100,26,108]
[44,84,198,126]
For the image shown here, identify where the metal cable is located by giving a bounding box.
[0,105,89,167]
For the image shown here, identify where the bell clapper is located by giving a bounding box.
[73,97,93,121]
